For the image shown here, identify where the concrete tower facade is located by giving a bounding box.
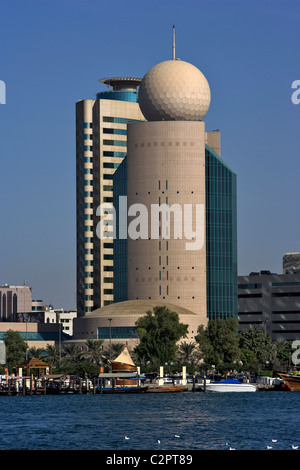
[123,56,212,326]
[126,120,207,323]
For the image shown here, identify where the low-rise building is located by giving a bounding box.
[44,308,77,336]
[238,269,300,341]
[0,321,61,349]
[0,285,77,349]
[0,285,32,321]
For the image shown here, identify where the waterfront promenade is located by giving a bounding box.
[0,374,285,395]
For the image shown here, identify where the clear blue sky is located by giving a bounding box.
[0,0,299,309]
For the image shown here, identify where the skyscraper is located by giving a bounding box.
[205,145,237,320]
[112,55,237,326]
[76,78,144,316]
[74,34,238,344]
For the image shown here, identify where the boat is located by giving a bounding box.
[110,347,139,386]
[111,347,137,373]
[199,378,257,392]
[98,346,149,393]
[145,385,186,393]
[278,373,300,392]
[100,386,148,394]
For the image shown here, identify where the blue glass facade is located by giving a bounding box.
[96,91,138,103]
[113,158,128,303]
[205,145,238,319]
[0,331,69,341]
[111,146,238,320]
[98,326,138,339]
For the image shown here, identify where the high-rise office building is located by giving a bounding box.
[76,78,144,316]
[74,35,238,343]
[112,58,237,326]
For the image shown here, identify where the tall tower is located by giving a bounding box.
[76,79,144,316]
[113,38,237,322]
[73,32,238,348]
[125,55,211,326]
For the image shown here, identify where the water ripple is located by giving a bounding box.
[0,392,299,450]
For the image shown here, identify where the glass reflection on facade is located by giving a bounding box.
[205,145,238,320]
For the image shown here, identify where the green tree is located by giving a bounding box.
[3,330,27,369]
[240,348,258,370]
[193,324,213,364]
[195,317,240,368]
[273,339,292,370]
[134,306,188,366]
[238,326,276,367]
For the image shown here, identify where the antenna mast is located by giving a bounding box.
[172,25,175,60]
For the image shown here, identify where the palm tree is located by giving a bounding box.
[102,342,126,363]
[44,344,60,367]
[177,341,198,363]
[27,347,47,360]
[112,343,126,357]
[62,343,83,364]
[82,339,104,364]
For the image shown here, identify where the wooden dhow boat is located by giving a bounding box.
[111,347,137,373]
[145,385,186,393]
[110,347,139,387]
[278,373,300,391]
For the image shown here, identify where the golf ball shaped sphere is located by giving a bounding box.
[138,59,211,121]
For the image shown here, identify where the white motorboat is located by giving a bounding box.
[199,378,257,392]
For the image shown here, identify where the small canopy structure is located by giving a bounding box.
[17,357,52,378]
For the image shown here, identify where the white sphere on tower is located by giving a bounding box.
[138,59,211,121]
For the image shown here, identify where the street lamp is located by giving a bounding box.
[59,315,62,367]
[108,318,112,370]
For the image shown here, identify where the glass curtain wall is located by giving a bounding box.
[205,145,238,320]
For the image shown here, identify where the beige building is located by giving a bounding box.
[0,285,32,322]
[0,321,59,350]
[123,57,212,329]
[73,300,201,349]
[74,41,237,348]
[127,120,207,325]
[76,78,144,316]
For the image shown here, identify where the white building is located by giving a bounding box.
[44,308,77,336]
